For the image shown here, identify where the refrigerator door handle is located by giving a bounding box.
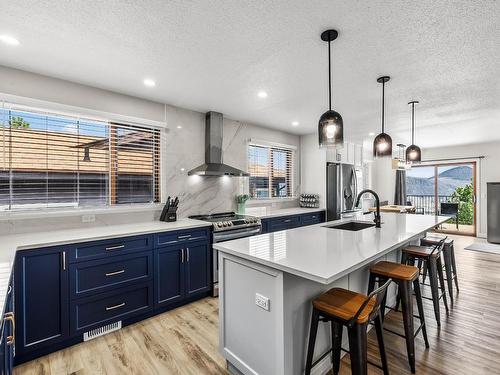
[353,168,358,207]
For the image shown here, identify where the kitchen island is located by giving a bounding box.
[213,212,449,375]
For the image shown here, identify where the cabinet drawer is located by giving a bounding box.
[300,211,325,226]
[70,235,153,263]
[269,215,301,231]
[71,282,153,332]
[155,229,209,247]
[70,251,153,299]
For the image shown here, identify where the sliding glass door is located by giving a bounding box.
[406,162,476,236]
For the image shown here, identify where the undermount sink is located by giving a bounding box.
[323,221,376,231]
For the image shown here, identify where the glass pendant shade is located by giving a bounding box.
[406,100,421,163]
[318,110,343,147]
[318,29,343,148]
[373,132,393,157]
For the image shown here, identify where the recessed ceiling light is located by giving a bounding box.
[292,121,299,126]
[369,132,375,136]
[257,91,268,98]
[180,167,185,172]
[0,35,20,46]
[143,78,156,87]
[176,125,182,129]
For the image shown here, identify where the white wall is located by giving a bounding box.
[300,133,326,208]
[423,141,500,237]
[0,66,300,234]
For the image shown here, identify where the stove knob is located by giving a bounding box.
[217,222,223,228]
[228,221,233,227]
[223,221,229,227]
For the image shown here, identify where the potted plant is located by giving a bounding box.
[235,194,249,214]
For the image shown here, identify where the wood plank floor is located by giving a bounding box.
[15,234,500,374]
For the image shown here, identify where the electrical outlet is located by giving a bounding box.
[255,293,270,311]
[82,214,96,223]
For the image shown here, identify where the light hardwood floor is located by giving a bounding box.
[15,234,500,375]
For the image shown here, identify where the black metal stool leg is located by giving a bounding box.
[399,280,416,373]
[331,321,342,375]
[305,309,320,375]
[428,257,441,326]
[413,279,429,348]
[347,323,368,375]
[442,246,454,305]
[437,256,449,313]
[450,243,460,292]
[374,313,389,375]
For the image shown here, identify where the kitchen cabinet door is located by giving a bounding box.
[155,245,185,307]
[185,243,211,297]
[14,247,69,356]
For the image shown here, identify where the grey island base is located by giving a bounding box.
[214,213,450,375]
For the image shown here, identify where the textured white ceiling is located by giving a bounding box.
[0,0,499,147]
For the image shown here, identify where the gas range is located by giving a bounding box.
[189,212,261,233]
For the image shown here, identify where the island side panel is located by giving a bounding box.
[219,252,285,375]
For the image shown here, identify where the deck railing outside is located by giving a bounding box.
[406,194,453,215]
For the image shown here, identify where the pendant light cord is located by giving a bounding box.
[328,39,332,111]
[411,102,415,144]
[381,80,385,133]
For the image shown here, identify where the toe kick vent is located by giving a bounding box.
[83,321,122,341]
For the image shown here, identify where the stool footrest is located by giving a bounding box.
[340,347,385,371]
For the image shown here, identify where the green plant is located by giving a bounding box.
[235,194,249,204]
[10,116,30,129]
[450,182,474,225]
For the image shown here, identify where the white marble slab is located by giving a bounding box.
[214,213,450,284]
[246,206,325,219]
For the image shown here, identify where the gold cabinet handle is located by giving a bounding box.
[4,312,15,346]
[105,302,125,311]
[105,269,125,277]
[106,244,125,251]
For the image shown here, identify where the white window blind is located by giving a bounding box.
[247,143,295,199]
[0,103,160,211]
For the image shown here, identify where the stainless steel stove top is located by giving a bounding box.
[189,211,261,232]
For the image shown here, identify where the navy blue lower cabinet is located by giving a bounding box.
[14,247,70,357]
[300,211,325,226]
[155,245,185,307]
[70,282,153,333]
[185,243,211,297]
[261,210,326,234]
[1,279,14,375]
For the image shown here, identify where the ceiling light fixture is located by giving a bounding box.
[292,121,299,126]
[406,100,422,163]
[177,125,182,129]
[369,132,375,136]
[318,29,343,148]
[143,78,156,87]
[0,35,20,46]
[257,91,268,98]
[373,76,392,158]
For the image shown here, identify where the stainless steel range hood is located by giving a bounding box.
[188,111,249,177]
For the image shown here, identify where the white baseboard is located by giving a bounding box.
[478,232,487,239]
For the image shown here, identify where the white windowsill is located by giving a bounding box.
[246,197,298,206]
[0,203,164,222]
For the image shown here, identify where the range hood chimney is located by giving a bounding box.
[188,111,249,177]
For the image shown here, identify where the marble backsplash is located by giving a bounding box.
[0,104,300,236]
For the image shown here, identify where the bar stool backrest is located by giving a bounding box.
[429,236,447,257]
[347,278,392,327]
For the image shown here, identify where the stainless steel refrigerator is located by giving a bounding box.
[487,182,500,243]
[326,163,362,221]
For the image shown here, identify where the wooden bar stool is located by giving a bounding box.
[305,279,392,375]
[368,261,428,374]
[421,235,459,304]
[401,237,449,326]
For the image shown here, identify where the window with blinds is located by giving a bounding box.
[0,103,161,211]
[247,143,295,199]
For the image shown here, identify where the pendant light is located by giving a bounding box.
[406,100,422,163]
[318,29,343,148]
[373,76,392,157]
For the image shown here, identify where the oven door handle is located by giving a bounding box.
[213,226,262,242]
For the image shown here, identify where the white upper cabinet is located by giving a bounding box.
[326,142,363,166]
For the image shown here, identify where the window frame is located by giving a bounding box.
[0,102,162,212]
[247,140,296,200]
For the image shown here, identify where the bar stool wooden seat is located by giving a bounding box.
[401,237,449,326]
[368,261,428,374]
[421,235,459,304]
[305,280,392,375]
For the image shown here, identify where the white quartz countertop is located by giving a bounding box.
[213,213,450,284]
[245,206,324,219]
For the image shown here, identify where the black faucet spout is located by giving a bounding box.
[355,189,381,228]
